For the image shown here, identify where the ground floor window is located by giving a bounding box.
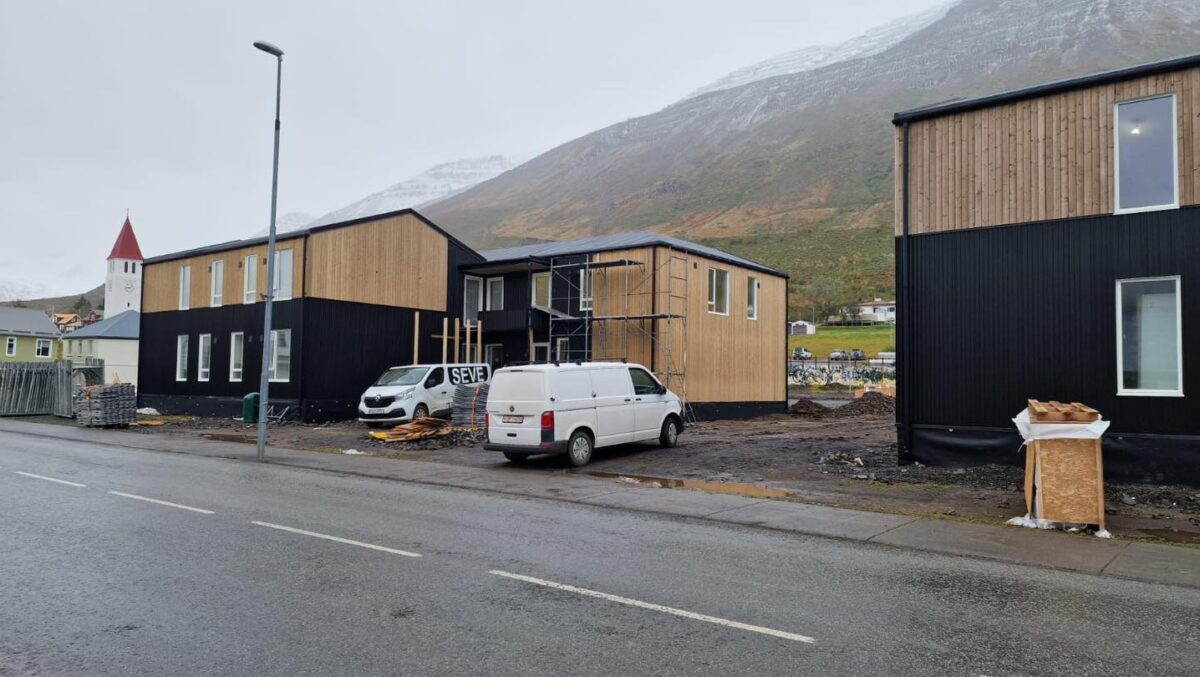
[1117,276,1182,396]
[5,337,15,357]
[555,338,570,362]
[229,332,244,382]
[35,339,52,358]
[198,334,212,381]
[484,343,503,368]
[533,342,550,363]
[176,335,188,381]
[268,329,291,383]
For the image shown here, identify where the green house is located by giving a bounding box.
[0,307,62,362]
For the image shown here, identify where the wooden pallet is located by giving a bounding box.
[1026,399,1100,423]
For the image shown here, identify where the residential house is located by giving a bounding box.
[0,308,62,361]
[63,310,139,386]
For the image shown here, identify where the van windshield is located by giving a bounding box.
[374,367,429,387]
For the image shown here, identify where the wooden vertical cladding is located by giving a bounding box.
[895,65,1200,235]
[590,246,784,404]
[305,213,448,311]
[142,238,306,313]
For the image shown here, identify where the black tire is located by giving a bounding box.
[659,417,680,448]
[565,430,594,467]
[503,451,529,464]
[413,403,429,420]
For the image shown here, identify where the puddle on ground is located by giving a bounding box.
[583,471,792,499]
[202,433,254,444]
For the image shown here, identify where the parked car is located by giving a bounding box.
[358,363,490,427]
[484,362,683,466]
[849,348,867,361]
[829,349,849,361]
[792,346,813,360]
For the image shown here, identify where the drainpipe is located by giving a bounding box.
[900,121,914,457]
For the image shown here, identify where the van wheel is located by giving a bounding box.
[413,404,429,420]
[659,417,680,448]
[566,431,593,467]
[503,452,529,464]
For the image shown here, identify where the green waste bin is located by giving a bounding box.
[243,392,260,423]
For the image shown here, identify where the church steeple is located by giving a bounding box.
[104,215,143,316]
[108,216,144,261]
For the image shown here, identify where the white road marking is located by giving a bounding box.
[489,570,816,644]
[107,491,215,515]
[251,521,422,558]
[14,471,86,488]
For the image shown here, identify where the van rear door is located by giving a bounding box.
[487,370,548,448]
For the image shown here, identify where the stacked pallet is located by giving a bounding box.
[451,383,490,429]
[75,383,137,428]
[1026,399,1100,422]
[368,417,452,442]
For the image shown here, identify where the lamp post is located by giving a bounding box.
[253,40,283,461]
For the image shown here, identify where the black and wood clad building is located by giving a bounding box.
[893,53,1200,484]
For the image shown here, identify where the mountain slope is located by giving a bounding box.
[0,284,104,313]
[425,0,1200,312]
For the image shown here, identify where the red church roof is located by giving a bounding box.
[108,217,144,261]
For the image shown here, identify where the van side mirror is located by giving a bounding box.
[656,384,667,395]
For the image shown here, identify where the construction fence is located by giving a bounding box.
[0,360,105,418]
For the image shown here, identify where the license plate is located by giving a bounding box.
[502,415,524,424]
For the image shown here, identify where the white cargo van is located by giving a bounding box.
[358,363,490,426]
[484,362,683,466]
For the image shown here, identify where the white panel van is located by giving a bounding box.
[358,363,490,426]
[484,362,683,466]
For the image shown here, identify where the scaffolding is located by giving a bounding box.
[546,246,694,420]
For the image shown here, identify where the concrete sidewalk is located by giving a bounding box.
[3,418,1198,589]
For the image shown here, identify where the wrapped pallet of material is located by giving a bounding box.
[1007,400,1111,538]
[75,383,137,428]
[450,382,490,429]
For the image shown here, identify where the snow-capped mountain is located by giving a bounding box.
[686,0,958,100]
[309,155,517,227]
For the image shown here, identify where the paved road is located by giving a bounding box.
[1,430,1198,676]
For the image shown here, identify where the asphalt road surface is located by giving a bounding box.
[2,430,1198,676]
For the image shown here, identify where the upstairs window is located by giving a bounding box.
[210,260,224,307]
[244,254,258,303]
[5,337,15,357]
[272,249,294,301]
[1117,277,1182,397]
[486,277,504,311]
[179,265,191,310]
[1115,95,1177,213]
[579,270,593,312]
[531,272,551,309]
[463,276,482,322]
[707,268,729,315]
[747,276,759,320]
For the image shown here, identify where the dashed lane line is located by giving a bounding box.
[251,521,422,558]
[14,471,86,488]
[107,491,215,515]
[489,570,816,644]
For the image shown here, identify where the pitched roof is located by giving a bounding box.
[108,217,145,261]
[67,310,139,340]
[477,230,786,277]
[0,307,62,338]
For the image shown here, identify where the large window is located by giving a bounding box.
[35,339,52,359]
[4,337,14,357]
[268,329,291,383]
[486,277,504,311]
[179,265,191,310]
[229,332,244,382]
[1117,277,1182,396]
[579,270,593,312]
[244,254,258,303]
[198,334,212,382]
[210,260,224,307]
[747,275,759,320]
[708,268,729,315]
[463,276,482,322]
[532,272,550,309]
[272,249,294,301]
[1115,95,1177,213]
[176,335,188,381]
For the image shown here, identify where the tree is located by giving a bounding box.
[71,294,92,315]
[800,279,844,325]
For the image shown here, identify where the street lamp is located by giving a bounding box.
[253,40,283,461]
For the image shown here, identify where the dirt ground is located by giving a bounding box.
[53,398,1200,546]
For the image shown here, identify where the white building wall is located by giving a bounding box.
[105,258,143,315]
[64,338,139,387]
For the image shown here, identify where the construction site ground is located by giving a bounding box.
[27,397,1199,547]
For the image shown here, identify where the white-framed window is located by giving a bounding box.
[35,339,52,359]
[4,337,15,357]
[707,268,729,315]
[1117,276,1182,397]
[268,329,291,382]
[175,335,188,381]
[244,254,258,303]
[555,337,570,362]
[579,270,593,312]
[531,272,551,309]
[179,265,191,310]
[463,276,483,322]
[747,275,759,320]
[532,342,550,363]
[484,343,503,367]
[272,249,294,301]
[1115,94,1178,214]
[229,332,244,382]
[210,260,224,307]
[197,334,212,382]
[486,277,504,311]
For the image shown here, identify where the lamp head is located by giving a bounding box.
[253,41,284,57]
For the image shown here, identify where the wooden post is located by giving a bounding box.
[441,317,448,364]
[453,319,460,364]
[528,328,534,363]
[476,321,483,363]
[465,322,472,365]
[412,311,420,364]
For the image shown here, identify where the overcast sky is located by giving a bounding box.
[1,0,940,299]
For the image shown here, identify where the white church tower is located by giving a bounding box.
[104,215,144,316]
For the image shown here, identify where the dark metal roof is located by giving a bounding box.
[476,230,787,278]
[67,310,139,340]
[143,208,480,265]
[893,52,1200,125]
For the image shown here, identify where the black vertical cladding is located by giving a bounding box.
[447,240,486,318]
[900,206,1200,484]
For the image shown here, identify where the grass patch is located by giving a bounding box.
[788,325,895,359]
